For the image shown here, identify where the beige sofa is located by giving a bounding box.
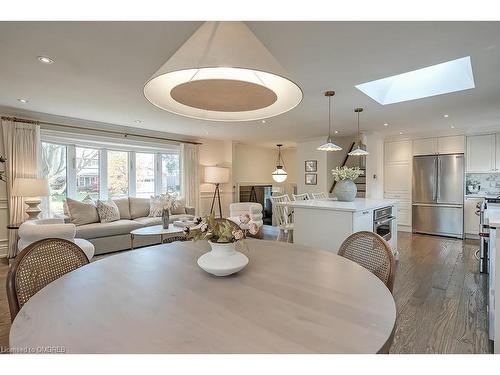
[71,197,194,255]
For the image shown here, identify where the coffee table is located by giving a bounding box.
[130,225,188,249]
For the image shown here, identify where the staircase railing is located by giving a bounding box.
[329,142,356,194]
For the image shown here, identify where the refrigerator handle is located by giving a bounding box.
[436,156,440,202]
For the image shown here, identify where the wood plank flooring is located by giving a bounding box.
[0,228,493,353]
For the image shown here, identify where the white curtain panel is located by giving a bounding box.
[180,143,200,215]
[1,118,41,258]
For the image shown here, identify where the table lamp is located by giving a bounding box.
[205,166,229,218]
[12,178,49,220]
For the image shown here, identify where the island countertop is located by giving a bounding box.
[288,198,398,212]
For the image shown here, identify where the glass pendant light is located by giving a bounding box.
[317,91,342,151]
[272,144,288,183]
[348,107,370,156]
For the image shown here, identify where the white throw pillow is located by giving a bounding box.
[66,197,99,226]
[170,198,186,215]
[96,199,120,223]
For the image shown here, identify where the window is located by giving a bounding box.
[107,150,129,198]
[135,153,155,198]
[76,147,100,200]
[161,153,180,194]
[41,142,67,214]
[41,137,181,215]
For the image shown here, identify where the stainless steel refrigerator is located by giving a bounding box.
[412,154,464,238]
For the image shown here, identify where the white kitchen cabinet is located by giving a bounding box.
[385,140,411,163]
[413,138,437,156]
[353,209,374,232]
[467,134,496,172]
[384,163,412,193]
[438,135,465,154]
[465,197,482,236]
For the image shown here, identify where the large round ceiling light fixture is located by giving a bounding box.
[144,22,303,122]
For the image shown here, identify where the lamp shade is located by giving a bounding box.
[144,22,302,122]
[12,178,49,197]
[205,167,230,184]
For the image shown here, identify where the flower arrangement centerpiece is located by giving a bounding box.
[158,191,180,229]
[331,166,364,202]
[185,213,260,277]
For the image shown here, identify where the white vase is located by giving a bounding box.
[334,179,357,202]
[197,241,249,277]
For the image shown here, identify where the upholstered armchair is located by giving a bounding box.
[18,218,95,260]
[228,203,264,237]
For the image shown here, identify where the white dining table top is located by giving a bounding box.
[9,239,396,354]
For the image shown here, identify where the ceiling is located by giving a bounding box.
[1,21,500,146]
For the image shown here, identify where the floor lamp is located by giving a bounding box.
[205,166,229,218]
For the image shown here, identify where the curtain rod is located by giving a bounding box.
[1,116,202,145]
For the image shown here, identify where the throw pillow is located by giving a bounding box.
[96,199,120,223]
[149,195,164,217]
[171,198,187,215]
[66,197,100,226]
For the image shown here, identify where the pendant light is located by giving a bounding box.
[272,144,288,183]
[317,91,342,151]
[144,22,303,122]
[348,107,370,156]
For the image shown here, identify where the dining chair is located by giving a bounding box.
[338,231,396,293]
[6,238,90,322]
[312,192,328,200]
[270,194,294,242]
[292,193,310,201]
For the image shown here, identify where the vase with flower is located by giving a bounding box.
[331,166,364,202]
[184,212,261,276]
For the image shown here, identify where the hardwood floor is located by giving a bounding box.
[0,228,492,353]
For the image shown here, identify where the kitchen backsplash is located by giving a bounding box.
[466,173,500,196]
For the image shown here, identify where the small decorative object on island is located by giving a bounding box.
[185,213,260,277]
[332,166,364,202]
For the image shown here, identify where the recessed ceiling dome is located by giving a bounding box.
[144,22,303,122]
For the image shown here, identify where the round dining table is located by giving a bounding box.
[9,239,396,354]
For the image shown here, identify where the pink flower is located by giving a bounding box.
[239,214,251,225]
[249,222,259,235]
[232,229,244,240]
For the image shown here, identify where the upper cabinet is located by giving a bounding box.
[466,134,496,172]
[385,140,411,163]
[412,136,465,156]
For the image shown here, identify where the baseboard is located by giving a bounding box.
[398,225,412,233]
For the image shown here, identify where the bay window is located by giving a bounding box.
[41,138,181,215]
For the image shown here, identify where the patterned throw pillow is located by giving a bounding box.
[149,195,164,217]
[96,199,120,223]
[170,198,186,215]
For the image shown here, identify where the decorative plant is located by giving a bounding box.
[160,191,180,211]
[184,212,260,243]
[331,166,364,182]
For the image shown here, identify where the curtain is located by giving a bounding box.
[1,118,41,258]
[180,143,200,215]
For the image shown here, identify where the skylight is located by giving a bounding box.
[355,56,475,105]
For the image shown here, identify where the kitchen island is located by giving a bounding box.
[289,198,398,255]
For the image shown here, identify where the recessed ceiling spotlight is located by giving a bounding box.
[399,131,403,135]
[384,123,389,126]
[334,130,339,134]
[17,98,28,103]
[444,114,449,118]
[134,120,142,124]
[450,125,455,129]
[261,120,266,124]
[37,56,54,64]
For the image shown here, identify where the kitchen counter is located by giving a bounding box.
[290,198,398,255]
[289,198,398,212]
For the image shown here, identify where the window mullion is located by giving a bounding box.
[129,151,136,197]
[67,145,77,198]
[154,153,161,195]
[100,149,108,200]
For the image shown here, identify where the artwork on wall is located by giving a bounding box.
[305,173,317,185]
[305,160,317,172]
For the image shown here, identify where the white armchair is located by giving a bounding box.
[18,218,95,260]
[229,203,264,231]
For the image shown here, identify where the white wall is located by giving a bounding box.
[364,133,384,199]
[296,136,355,195]
[233,143,296,197]
[198,139,234,217]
